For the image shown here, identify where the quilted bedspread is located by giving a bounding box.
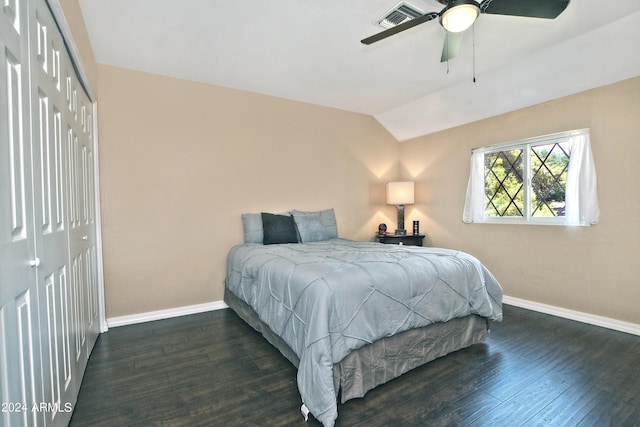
[225,239,503,427]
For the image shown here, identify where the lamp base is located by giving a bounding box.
[396,204,406,236]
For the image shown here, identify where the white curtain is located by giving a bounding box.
[565,131,599,226]
[462,150,485,223]
[462,130,599,226]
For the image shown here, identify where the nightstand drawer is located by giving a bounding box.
[376,234,425,246]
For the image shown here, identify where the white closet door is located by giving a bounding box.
[64,63,100,393]
[1,0,101,425]
[0,0,45,426]
[27,1,80,424]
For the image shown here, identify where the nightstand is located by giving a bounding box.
[376,234,425,247]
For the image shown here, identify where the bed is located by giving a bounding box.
[224,210,503,427]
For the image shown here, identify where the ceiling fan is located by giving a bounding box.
[361,0,571,62]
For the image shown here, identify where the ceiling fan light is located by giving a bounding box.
[441,2,479,33]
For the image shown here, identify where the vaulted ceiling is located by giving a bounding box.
[79,0,640,140]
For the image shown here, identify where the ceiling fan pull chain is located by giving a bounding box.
[445,32,450,74]
[472,22,476,83]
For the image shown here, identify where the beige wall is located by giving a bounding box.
[399,77,640,325]
[59,1,401,319]
[96,65,400,317]
[59,0,98,96]
[59,3,639,325]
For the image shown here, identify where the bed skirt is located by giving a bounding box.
[224,288,488,404]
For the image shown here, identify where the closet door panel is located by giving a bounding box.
[0,0,45,425]
[77,91,99,352]
[66,73,99,380]
[1,0,100,424]
[28,0,82,424]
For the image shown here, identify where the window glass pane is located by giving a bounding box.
[465,129,591,225]
[484,149,524,217]
[530,142,570,217]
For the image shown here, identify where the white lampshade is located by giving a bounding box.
[386,181,414,205]
[441,1,480,33]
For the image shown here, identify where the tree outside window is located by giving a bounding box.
[484,142,570,219]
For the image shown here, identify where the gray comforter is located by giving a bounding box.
[225,239,503,427]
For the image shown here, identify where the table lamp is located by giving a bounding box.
[386,181,414,235]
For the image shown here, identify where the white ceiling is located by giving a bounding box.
[79,0,640,141]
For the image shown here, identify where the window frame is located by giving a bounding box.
[472,129,588,226]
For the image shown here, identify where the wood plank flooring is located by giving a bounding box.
[69,305,640,426]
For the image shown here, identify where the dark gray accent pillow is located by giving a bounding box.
[261,212,298,245]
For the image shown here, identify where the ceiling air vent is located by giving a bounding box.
[377,2,425,29]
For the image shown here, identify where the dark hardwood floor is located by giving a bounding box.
[69,305,640,426]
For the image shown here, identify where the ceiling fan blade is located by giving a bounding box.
[361,12,439,45]
[440,31,464,62]
[480,0,570,19]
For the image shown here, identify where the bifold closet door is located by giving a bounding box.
[60,13,101,394]
[28,0,95,424]
[1,0,46,425]
[1,0,100,425]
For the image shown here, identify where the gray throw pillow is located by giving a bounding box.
[241,213,263,244]
[292,208,338,243]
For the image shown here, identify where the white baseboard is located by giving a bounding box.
[106,301,229,328]
[503,295,640,336]
[106,296,640,337]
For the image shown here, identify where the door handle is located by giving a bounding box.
[29,258,41,268]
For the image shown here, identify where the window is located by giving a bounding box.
[463,129,599,226]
